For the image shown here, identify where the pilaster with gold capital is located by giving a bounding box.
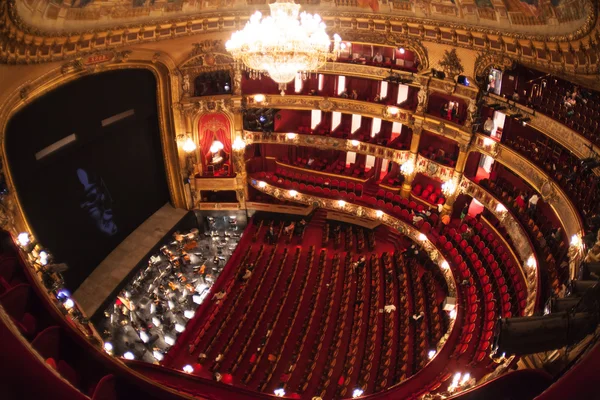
[455,144,469,175]
[409,125,423,154]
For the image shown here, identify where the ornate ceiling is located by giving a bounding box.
[14,0,592,36]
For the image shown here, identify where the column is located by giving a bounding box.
[441,143,469,215]
[231,99,248,208]
[400,125,422,198]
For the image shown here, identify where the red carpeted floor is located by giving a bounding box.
[161,211,516,399]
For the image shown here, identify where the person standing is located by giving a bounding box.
[528,193,539,217]
[460,203,469,221]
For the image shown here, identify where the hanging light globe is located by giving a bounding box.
[226,0,342,94]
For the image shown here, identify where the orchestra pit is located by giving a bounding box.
[2,1,600,399]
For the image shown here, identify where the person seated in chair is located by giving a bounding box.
[373,52,383,63]
[284,221,296,235]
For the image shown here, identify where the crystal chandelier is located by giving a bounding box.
[226,0,342,94]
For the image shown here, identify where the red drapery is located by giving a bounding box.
[197,113,231,168]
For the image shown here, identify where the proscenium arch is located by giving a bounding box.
[0,52,186,237]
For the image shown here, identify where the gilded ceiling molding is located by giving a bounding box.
[0,49,186,237]
[7,0,595,43]
[470,135,584,251]
[474,51,517,80]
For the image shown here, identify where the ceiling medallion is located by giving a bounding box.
[226,0,342,95]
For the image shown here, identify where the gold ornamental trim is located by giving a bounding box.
[0,50,187,238]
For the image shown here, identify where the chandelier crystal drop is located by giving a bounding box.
[226,0,342,94]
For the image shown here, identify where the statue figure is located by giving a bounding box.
[182,74,190,97]
[417,86,428,112]
[466,99,477,127]
[233,68,242,96]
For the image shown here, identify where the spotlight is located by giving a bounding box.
[17,232,30,247]
[64,298,75,310]
[123,352,135,360]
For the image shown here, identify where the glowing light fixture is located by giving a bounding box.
[428,349,436,359]
[103,342,113,353]
[226,1,342,94]
[338,200,346,207]
[449,309,457,320]
[123,352,135,360]
[352,388,364,398]
[570,234,582,248]
[182,137,197,153]
[496,203,507,213]
[350,140,360,147]
[418,233,427,242]
[17,232,30,247]
[258,181,267,188]
[64,298,75,310]
[38,251,49,266]
[253,94,266,103]
[209,140,224,154]
[232,137,246,151]
[527,255,536,269]
[274,388,286,397]
[441,180,457,196]
[441,261,449,270]
[286,132,298,140]
[289,190,298,197]
[376,210,384,218]
[400,160,414,175]
[183,364,194,374]
[386,106,400,116]
[399,47,405,54]
[483,137,495,146]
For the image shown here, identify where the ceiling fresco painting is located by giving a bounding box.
[14,0,590,35]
